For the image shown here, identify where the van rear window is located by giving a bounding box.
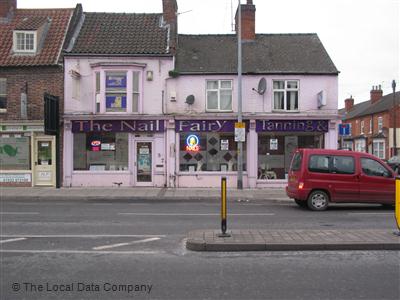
[291,152,302,171]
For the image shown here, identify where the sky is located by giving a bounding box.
[18,0,400,108]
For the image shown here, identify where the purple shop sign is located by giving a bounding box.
[176,120,249,132]
[71,120,164,133]
[256,120,329,132]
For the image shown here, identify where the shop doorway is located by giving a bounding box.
[34,137,56,186]
[134,141,153,186]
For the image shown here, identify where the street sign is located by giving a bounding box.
[234,122,246,142]
[395,178,400,232]
[339,123,350,136]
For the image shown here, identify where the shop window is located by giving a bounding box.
[73,132,128,171]
[373,139,385,159]
[0,135,31,170]
[179,133,245,172]
[0,78,6,112]
[206,80,232,111]
[258,134,323,179]
[342,141,353,151]
[273,80,299,111]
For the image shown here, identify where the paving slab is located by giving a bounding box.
[0,187,291,202]
[186,229,400,251]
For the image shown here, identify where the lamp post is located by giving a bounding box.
[237,0,243,189]
[393,80,397,157]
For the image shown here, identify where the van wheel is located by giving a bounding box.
[294,199,307,208]
[307,190,329,211]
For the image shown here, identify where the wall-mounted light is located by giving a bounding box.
[146,70,153,81]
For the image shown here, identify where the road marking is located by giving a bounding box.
[347,213,394,216]
[92,237,161,250]
[0,249,163,255]
[0,212,39,215]
[118,213,275,216]
[0,238,27,244]
[0,234,166,238]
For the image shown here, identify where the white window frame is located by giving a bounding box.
[94,69,142,114]
[342,140,353,151]
[378,117,383,133]
[373,139,385,159]
[13,31,37,53]
[206,80,233,112]
[355,139,366,153]
[272,80,299,112]
[0,78,6,113]
[360,120,365,134]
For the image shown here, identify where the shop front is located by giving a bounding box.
[174,119,248,187]
[63,119,166,187]
[255,119,329,186]
[0,123,56,187]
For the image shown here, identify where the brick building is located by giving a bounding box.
[0,0,81,186]
[340,85,400,160]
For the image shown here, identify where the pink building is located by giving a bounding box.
[63,0,339,188]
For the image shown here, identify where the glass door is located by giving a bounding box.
[136,142,152,184]
[34,138,55,186]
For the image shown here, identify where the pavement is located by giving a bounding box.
[1,186,399,252]
[0,186,291,202]
[186,229,400,251]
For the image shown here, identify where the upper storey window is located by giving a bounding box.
[13,31,37,53]
[273,80,299,112]
[206,80,233,112]
[94,69,141,114]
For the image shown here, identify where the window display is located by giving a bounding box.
[73,132,128,171]
[179,133,246,172]
[258,133,323,179]
[0,135,31,170]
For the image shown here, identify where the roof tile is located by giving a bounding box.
[70,13,169,55]
[0,8,74,67]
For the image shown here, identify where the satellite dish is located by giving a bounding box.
[185,95,195,105]
[252,77,266,95]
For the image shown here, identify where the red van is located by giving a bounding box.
[286,149,396,211]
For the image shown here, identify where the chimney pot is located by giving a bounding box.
[370,84,383,104]
[345,97,354,112]
[0,0,16,19]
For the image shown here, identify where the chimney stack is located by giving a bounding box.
[345,96,354,112]
[162,0,178,53]
[370,85,383,104]
[0,0,16,20]
[235,0,256,41]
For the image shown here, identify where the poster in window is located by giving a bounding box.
[106,74,127,88]
[106,95,127,109]
[221,139,229,151]
[138,153,151,172]
[270,138,278,150]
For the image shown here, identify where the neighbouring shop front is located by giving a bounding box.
[175,119,248,187]
[0,123,56,187]
[64,119,166,187]
[255,119,329,183]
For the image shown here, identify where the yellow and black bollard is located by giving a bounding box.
[218,177,231,237]
[395,177,400,236]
